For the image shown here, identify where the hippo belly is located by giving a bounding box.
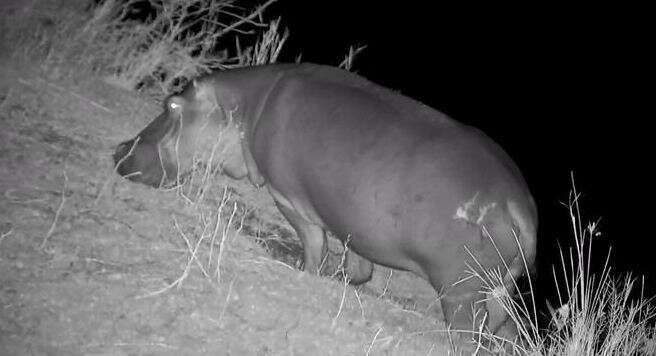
[260,102,518,276]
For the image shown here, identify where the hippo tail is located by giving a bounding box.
[485,198,538,333]
[505,198,538,280]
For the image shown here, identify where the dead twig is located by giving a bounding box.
[353,288,364,318]
[208,187,230,269]
[215,0,278,37]
[260,257,295,270]
[216,276,237,326]
[112,342,176,349]
[378,269,393,299]
[0,229,13,245]
[216,200,239,282]
[20,77,114,113]
[41,168,68,249]
[331,271,349,329]
[174,217,211,280]
[135,216,209,299]
[365,327,384,356]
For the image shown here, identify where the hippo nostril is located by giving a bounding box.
[113,152,142,181]
[113,144,136,176]
[113,138,140,166]
[113,146,128,166]
[117,142,129,151]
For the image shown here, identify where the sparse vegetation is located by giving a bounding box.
[474,176,656,355]
[0,1,445,354]
[1,1,654,354]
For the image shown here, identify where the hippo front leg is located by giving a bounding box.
[274,201,327,274]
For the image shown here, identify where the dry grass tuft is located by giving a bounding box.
[2,0,284,95]
[471,174,656,355]
[339,45,367,71]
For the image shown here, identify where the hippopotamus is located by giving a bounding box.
[113,63,537,340]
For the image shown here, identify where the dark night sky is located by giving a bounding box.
[268,2,653,297]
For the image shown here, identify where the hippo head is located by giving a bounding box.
[113,80,245,188]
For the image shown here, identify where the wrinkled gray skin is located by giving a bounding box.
[114,63,537,341]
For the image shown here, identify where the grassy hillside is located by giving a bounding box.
[1,1,654,355]
[0,1,455,355]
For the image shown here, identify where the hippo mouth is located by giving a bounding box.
[113,137,172,188]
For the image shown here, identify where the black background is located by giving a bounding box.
[266,1,653,302]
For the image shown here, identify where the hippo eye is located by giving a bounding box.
[167,97,186,118]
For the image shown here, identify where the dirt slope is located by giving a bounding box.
[0,60,468,355]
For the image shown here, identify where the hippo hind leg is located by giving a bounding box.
[344,249,373,285]
[433,275,488,340]
[274,201,327,274]
[273,200,373,284]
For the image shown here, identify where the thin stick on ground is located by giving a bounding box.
[217,276,237,326]
[216,201,239,283]
[111,342,176,350]
[208,187,230,268]
[173,217,210,280]
[331,272,350,329]
[135,271,187,300]
[330,237,353,328]
[378,270,393,299]
[136,216,210,299]
[365,327,383,356]
[353,288,364,318]
[317,249,330,274]
[0,229,13,246]
[31,77,114,113]
[41,168,68,249]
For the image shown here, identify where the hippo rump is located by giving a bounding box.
[113,63,537,341]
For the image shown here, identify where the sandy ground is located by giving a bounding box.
[0,59,485,355]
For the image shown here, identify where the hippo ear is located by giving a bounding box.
[168,96,186,116]
[193,80,217,112]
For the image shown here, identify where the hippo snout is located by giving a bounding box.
[113,140,137,176]
[112,138,166,187]
[113,141,132,165]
